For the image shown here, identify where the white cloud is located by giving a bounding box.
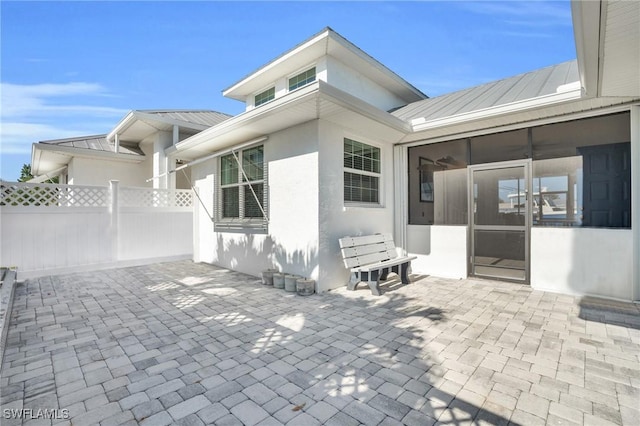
[0,122,95,154]
[0,81,126,156]
[459,1,572,28]
[1,82,126,118]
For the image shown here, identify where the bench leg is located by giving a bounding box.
[380,268,389,281]
[400,262,410,284]
[367,270,381,296]
[347,272,359,291]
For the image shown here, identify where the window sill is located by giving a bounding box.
[343,203,385,211]
[214,219,267,233]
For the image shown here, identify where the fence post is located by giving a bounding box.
[109,180,120,262]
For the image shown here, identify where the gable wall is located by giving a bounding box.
[67,147,152,187]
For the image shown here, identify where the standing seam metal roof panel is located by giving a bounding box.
[391,60,580,122]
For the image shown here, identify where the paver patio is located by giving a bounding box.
[1,260,639,425]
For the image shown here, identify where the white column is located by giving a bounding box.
[152,132,173,189]
[393,144,408,254]
[631,105,640,301]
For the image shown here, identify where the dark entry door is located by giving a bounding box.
[579,142,631,228]
[469,160,531,282]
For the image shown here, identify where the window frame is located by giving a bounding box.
[343,137,383,207]
[288,66,316,92]
[254,86,275,107]
[216,144,268,231]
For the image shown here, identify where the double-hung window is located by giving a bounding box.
[344,138,381,204]
[288,67,316,91]
[217,145,267,229]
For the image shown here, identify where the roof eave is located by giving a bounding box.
[571,0,602,98]
[411,87,584,132]
[33,142,146,163]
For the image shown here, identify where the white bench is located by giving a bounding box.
[339,233,417,296]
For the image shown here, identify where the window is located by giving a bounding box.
[408,139,468,225]
[254,87,275,107]
[289,67,316,91]
[218,145,266,228]
[344,138,380,204]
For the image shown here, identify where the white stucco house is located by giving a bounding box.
[30,0,640,301]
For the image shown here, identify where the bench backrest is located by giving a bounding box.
[339,233,398,269]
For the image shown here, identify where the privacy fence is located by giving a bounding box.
[0,180,193,278]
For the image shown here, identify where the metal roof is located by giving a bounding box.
[40,135,144,156]
[392,60,580,122]
[139,110,232,127]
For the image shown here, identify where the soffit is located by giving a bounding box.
[599,0,640,97]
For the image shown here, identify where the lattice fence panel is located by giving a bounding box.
[120,187,193,208]
[0,181,109,207]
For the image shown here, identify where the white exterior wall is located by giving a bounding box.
[317,121,395,292]
[192,121,320,280]
[406,225,468,279]
[325,56,407,111]
[66,145,152,187]
[531,228,633,300]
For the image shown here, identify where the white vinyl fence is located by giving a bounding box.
[0,180,193,278]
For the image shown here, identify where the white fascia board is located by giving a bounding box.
[170,82,322,156]
[223,30,330,100]
[411,88,583,132]
[571,0,602,98]
[400,100,637,147]
[34,143,145,163]
[106,110,136,142]
[31,143,43,175]
[318,81,413,134]
[170,80,412,158]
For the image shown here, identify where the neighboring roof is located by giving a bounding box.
[107,109,232,143]
[223,27,427,104]
[392,60,580,123]
[141,110,233,127]
[40,135,144,156]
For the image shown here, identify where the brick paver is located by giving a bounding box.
[1,260,639,425]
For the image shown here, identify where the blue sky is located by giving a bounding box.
[0,1,575,181]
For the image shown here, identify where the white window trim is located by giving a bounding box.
[253,86,276,108]
[216,144,268,231]
[287,64,317,93]
[343,136,384,208]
